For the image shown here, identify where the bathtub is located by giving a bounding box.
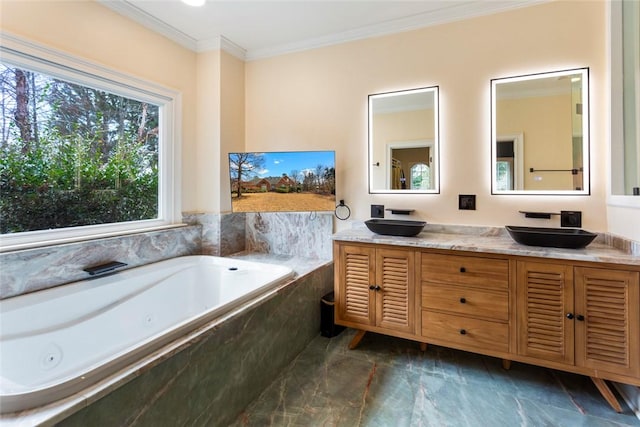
[0,255,294,414]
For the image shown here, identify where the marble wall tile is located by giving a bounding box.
[0,210,332,299]
[183,212,246,256]
[220,212,246,256]
[245,212,333,260]
[0,226,201,299]
[606,233,640,256]
[57,263,334,427]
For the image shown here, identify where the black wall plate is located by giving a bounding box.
[371,204,384,218]
[459,195,476,210]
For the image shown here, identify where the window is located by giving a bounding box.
[0,35,180,250]
[410,163,431,190]
[496,159,514,191]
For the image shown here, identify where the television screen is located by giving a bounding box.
[228,150,336,212]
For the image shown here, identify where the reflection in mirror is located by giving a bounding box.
[611,0,640,196]
[491,68,590,195]
[369,86,439,193]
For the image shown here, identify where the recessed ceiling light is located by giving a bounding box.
[181,0,205,6]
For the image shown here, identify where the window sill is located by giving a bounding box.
[0,223,189,254]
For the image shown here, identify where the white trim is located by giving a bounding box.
[99,0,546,60]
[0,32,178,101]
[97,0,198,52]
[245,0,547,60]
[0,33,182,251]
[0,224,187,254]
[199,36,247,60]
[607,0,640,207]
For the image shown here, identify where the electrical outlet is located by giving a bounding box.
[458,195,476,210]
[371,204,384,218]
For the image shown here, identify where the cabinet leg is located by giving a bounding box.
[590,377,623,413]
[501,359,511,370]
[348,330,366,350]
[420,342,428,352]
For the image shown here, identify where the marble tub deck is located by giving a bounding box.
[233,329,640,427]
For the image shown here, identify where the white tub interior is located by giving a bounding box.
[0,255,294,414]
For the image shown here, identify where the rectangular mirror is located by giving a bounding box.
[491,68,590,195]
[369,86,439,193]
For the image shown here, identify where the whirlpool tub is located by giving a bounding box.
[0,255,294,414]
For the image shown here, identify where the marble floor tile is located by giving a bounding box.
[232,329,640,427]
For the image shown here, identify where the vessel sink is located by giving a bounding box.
[505,225,597,249]
[365,219,426,237]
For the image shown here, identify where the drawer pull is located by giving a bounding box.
[566,313,574,319]
[576,314,585,321]
[460,329,467,335]
[459,297,466,304]
[369,285,376,290]
[460,267,466,273]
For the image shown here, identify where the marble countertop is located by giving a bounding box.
[332,223,640,267]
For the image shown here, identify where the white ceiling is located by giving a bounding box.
[99,0,544,60]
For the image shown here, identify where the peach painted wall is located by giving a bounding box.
[1,0,200,213]
[371,108,435,189]
[219,51,246,213]
[245,0,608,232]
[497,94,574,191]
[194,49,246,213]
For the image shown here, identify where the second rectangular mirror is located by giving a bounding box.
[369,86,439,193]
[491,68,590,195]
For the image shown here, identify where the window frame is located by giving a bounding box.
[608,1,640,208]
[0,33,182,251]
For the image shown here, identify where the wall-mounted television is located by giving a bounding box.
[228,150,336,213]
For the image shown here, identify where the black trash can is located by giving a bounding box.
[320,291,345,337]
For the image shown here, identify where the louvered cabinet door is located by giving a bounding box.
[574,267,640,377]
[375,249,415,333]
[336,244,376,326]
[517,261,574,365]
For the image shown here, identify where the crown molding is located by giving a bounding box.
[99,0,546,61]
[245,0,547,60]
[99,0,246,59]
[198,36,247,60]
[98,0,198,51]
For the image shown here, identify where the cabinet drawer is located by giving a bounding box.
[421,253,508,290]
[421,310,509,352]
[421,283,508,321]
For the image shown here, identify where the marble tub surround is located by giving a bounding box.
[233,329,640,426]
[246,212,333,260]
[606,233,640,257]
[334,222,640,266]
[183,211,334,260]
[182,211,246,256]
[0,225,201,299]
[1,254,333,427]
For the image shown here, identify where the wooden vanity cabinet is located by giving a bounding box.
[333,239,640,411]
[333,243,417,337]
[517,260,640,378]
[419,252,512,354]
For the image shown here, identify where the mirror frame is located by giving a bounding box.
[491,68,590,195]
[368,86,440,194]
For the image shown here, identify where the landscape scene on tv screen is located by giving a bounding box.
[229,150,336,213]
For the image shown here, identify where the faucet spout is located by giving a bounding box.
[83,261,128,276]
